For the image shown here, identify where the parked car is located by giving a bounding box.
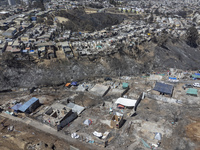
[193,83,200,87]
[182,84,193,90]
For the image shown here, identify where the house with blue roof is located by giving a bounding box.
[18,97,40,113]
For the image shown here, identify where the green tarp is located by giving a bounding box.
[186,88,198,96]
[192,74,200,79]
[122,82,129,89]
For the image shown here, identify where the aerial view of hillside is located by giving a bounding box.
[0,0,200,150]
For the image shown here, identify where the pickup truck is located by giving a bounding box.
[193,83,200,87]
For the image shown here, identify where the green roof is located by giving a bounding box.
[122,82,129,89]
[192,74,200,79]
[186,88,198,96]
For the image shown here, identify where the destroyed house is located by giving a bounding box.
[110,114,123,129]
[60,42,73,57]
[153,82,174,96]
[18,97,40,113]
[43,103,77,131]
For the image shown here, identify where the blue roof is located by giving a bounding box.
[18,97,39,112]
[169,77,177,80]
[11,103,22,111]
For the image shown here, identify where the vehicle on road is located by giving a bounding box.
[182,84,193,90]
[193,83,200,87]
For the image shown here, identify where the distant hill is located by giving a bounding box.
[55,8,126,32]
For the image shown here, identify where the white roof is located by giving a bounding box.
[115,97,137,107]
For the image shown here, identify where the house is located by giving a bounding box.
[6,46,21,53]
[37,34,51,43]
[153,82,174,97]
[0,42,8,54]
[0,22,9,30]
[43,103,77,131]
[36,41,55,48]
[110,113,124,129]
[18,97,40,113]
[60,42,73,58]
[2,27,17,38]
[90,84,111,97]
[66,102,85,115]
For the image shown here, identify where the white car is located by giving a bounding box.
[193,83,200,87]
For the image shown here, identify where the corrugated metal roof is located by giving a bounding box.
[18,97,39,112]
[153,82,174,95]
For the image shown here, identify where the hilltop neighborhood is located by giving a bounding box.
[0,0,200,150]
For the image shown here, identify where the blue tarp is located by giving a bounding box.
[22,50,28,53]
[30,50,34,52]
[18,97,39,112]
[195,73,200,76]
[169,77,177,80]
[71,82,78,86]
[153,82,174,95]
[11,103,22,111]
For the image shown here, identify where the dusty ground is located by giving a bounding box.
[0,115,95,150]
[0,76,200,150]
[55,16,69,23]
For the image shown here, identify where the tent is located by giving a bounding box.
[65,83,71,87]
[153,82,174,95]
[115,97,137,107]
[192,74,200,79]
[186,88,198,96]
[71,82,78,86]
[83,119,92,126]
[169,77,179,82]
[117,104,125,109]
[155,133,162,140]
[169,77,177,80]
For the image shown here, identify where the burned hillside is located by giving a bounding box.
[1,38,200,91]
[54,8,126,32]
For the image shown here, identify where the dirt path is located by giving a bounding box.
[0,112,101,150]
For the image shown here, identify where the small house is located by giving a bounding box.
[18,97,40,113]
[153,82,174,97]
